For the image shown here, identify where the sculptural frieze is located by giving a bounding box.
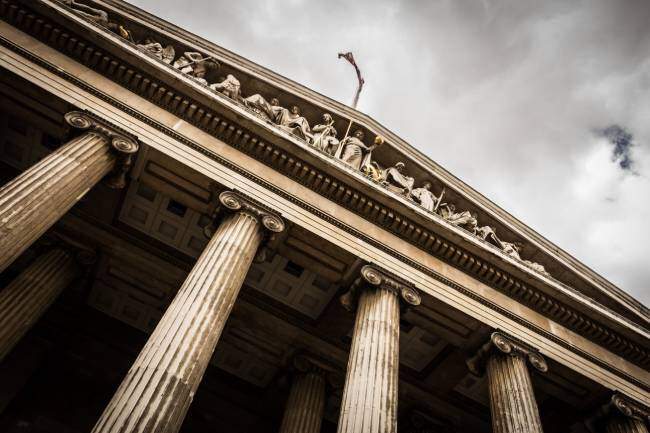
[137,39,175,64]
[59,0,133,41]
[411,182,444,213]
[209,74,243,102]
[55,6,553,279]
[271,102,312,141]
[173,52,219,85]
[310,113,339,155]
[380,162,414,196]
[336,130,382,172]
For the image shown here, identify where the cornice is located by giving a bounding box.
[1,0,649,374]
[93,0,648,324]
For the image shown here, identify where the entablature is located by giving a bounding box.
[1,0,648,377]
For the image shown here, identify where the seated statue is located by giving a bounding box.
[438,204,478,231]
[336,130,381,171]
[271,101,311,141]
[137,39,175,64]
[410,182,443,213]
[499,240,523,260]
[310,113,339,154]
[381,162,415,195]
[244,94,274,121]
[209,74,242,102]
[173,52,218,85]
[524,260,550,276]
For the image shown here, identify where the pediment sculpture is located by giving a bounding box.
[58,0,552,278]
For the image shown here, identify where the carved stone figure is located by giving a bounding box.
[272,102,311,141]
[60,0,133,40]
[411,182,443,213]
[475,224,501,246]
[524,260,550,276]
[499,241,523,260]
[381,162,414,195]
[137,39,175,64]
[209,74,242,102]
[310,113,339,154]
[173,52,218,85]
[244,94,274,121]
[438,204,478,231]
[336,130,380,171]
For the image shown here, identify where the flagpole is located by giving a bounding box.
[338,52,365,141]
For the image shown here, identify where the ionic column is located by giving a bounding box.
[0,247,80,361]
[279,354,332,433]
[467,332,548,433]
[337,265,421,433]
[92,191,284,433]
[604,394,650,433]
[0,111,138,273]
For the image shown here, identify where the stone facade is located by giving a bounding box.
[0,1,647,432]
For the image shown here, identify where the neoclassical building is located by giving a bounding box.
[0,1,648,432]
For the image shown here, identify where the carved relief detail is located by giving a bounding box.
[341,264,421,312]
[64,110,139,189]
[611,394,650,422]
[467,331,548,376]
[56,0,551,276]
[218,190,285,234]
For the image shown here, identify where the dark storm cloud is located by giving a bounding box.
[598,125,635,171]
[128,0,650,306]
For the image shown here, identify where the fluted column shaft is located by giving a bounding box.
[0,111,138,274]
[279,371,326,433]
[487,352,544,433]
[338,286,400,433]
[606,416,649,433]
[0,248,78,361]
[92,190,284,433]
[0,132,113,272]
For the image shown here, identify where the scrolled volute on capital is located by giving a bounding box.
[611,394,650,422]
[466,331,548,377]
[64,111,139,189]
[341,264,421,312]
[218,190,285,233]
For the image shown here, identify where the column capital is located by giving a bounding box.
[340,264,421,312]
[467,331,548,376]
[218,190,285,233]
[611,394,650,422]
[290,352,341,387]
[65,110,139,189]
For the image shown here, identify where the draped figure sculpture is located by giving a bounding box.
[173,52,218,85]
[59,0,133,40]
[244,94,274,121]
[336,130,381,171]
[270,101,311,141]
[381,162,415,196]
[438,204,478,232]
[411,182,444,213]
[137,39,175,64]
[210,74,242,102]
[311,113,339,155]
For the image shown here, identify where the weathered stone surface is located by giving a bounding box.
[0,248,78,361]
[0,111,137,273]
[337,265,419,433]
[468,332,547,433]
[605,394,650,433]
[279,362,326,433]
[91,191,283,433]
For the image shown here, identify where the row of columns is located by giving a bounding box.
[0,110,647,433]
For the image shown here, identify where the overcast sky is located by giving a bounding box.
[128,0,650,306]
